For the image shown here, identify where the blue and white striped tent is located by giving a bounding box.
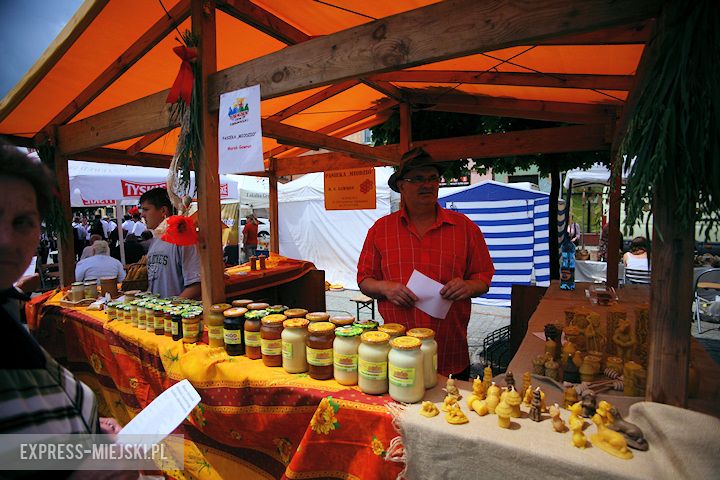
[439,181,553,307]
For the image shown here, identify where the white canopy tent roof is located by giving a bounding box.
[68,160,239,207]
[226,174,270,210]
[563,160,632,189]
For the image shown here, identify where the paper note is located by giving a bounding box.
[406,270,453,319]
[118,379,200,439]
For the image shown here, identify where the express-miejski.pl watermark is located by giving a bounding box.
[0,434,184,471]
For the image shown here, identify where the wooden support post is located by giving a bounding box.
[606,152,622,288]
[399,103,411,153]
[647,174,693,407]
[268,158,279,254]
[53,144,75,286]
[192,0,225,309]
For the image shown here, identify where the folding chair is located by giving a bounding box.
[694,268,720,334]
[624,268,651,284]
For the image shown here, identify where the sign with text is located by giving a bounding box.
[324,167,376,211]
[218,84,264,174]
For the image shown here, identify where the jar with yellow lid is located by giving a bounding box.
[223,307,247,355]
[388,336,425,403]
[306,322,335,380]
[358,331,390,395]
[207,303,231,348]
[247,302,270,311]
[182,313,201,343]
[285,308,308,319]
[333,326,363,386]
[244,309,267,359]
[330,314,355,328]
[407,327,438,389]
[282,318,309,373]
[231,299,254,308]
[378,323,406,339]
[306,312,330,322]
[261,314,286,367]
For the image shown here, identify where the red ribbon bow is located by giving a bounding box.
[166,45,198,104]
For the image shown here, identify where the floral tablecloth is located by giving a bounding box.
[33,292,403,480]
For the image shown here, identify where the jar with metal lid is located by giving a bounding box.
[407,327,438,389]
[266,305,288,315]
[70,282,84,302]
[144,305,156,332]
[182,313,201,343]
[261,314,286,367]
[353,319,378,332]
[306,312,330,323]
[221,307,247,354]
[84,280,97,299]
[285,308,308,319]
[136,302,147,330]
[306,322,335,380]
[330,314,355,328]
[105,302,116,320]
[244,310,266,359]
[358,331,390,395]
[171,313,183,341]
[115,305,126,323]
[152,306,164,335]
[282,318,309,373]
[128,303,139,327]
[207,303,231,348]
[232,299,254,308]
[333,326,363,386]
[388,336,425,403]
[163,310,173,336]
[378,323,406,339]
[223,316,244,356]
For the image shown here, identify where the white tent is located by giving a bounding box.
[277,167,399,290]
[226,174,269,210]
[69,160,239,207]
[563,160,631,189]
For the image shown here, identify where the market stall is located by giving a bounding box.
[33,292,400,479]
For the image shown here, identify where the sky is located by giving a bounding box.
[0,0,84,99]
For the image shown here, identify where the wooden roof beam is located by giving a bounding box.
[266,79,360,122]
[264,98,398,158]
[360,79,408,103]
[33,0,190,143]
[72,147,172,168]
[56,0,659,154]
[534,20,653,45]
[274,152,385,176]
[371,71,634,91]
[217,0,311,45]
[262,119,398,164]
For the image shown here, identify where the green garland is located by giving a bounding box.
[36,143,71,242]
[620,0,719,237]
[169,30,202,196]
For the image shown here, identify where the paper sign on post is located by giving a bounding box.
[218,84,264,174]
[406,269,453,319]
[118,379,200,440]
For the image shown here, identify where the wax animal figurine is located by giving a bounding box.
[580,390,597,418]
[549,403,567,432]
[568,402,587,449]
[607,407,649,451]
[612,319,636,362]
[441,394,458,412]
[523,384,534,406]
[595,400,614,426]
[563,386,579,409]
[471,375,486,400]
[443,374,461,400]
[419,401,439,417]
[445,402,469,425]
[590,413,633,459]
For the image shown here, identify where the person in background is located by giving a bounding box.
[0,142,120,435]
[140,188,201,299]
[242,214,259,261]
[357,147,494,380]
[567,214,581,246]
[105,215,117,234]
[80,233,103,260]
[130,212,146,237]
[73,215,86,260]
[75,240,126,283]
[122,232,145,265]
[597,223,624,262]
[89,214,106,240]
[623,236,650,271]
[121,213,134,232]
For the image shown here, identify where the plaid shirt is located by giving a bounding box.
[357,205,494,375]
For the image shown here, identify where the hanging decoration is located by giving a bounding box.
[162,215,199,246]
[36,142,71,242]
[620,0,719,236]
[166,30,202,216]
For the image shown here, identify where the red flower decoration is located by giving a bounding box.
[162,215,198,246]
[128,206,140,216]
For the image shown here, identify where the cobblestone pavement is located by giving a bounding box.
[325,289,720,367]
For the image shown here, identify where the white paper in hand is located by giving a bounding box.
[118,379,200,440]
[406,269,453,319]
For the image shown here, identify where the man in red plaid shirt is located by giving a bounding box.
[357,148,494,380]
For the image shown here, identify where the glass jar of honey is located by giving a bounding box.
[306,322,335,380]
[260,314,286,367]
[378,323,406,339]
[243,309,266,359]
[282,318,309,373]
[207,303,231,348]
